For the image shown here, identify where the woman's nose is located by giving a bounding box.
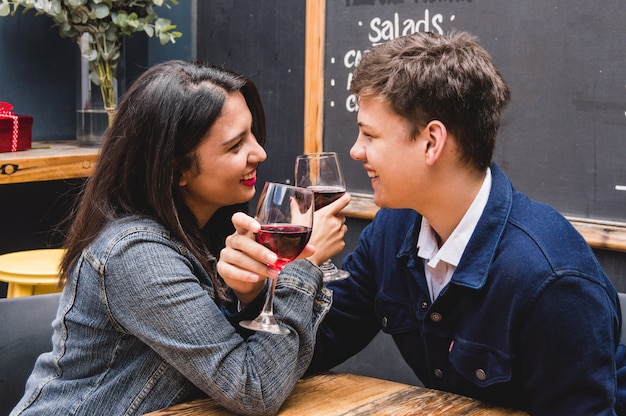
[252,138,267,162]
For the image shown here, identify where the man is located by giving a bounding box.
[218,31,626,415]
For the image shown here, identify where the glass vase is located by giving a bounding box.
[76,33,122,147]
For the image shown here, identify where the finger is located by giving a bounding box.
[319,193,352,216]
[335,213,347,224]
[231,212,260,234]
[334,193,352,211]
[217,259,262,284]
[224,234,279,270]
[219,244,279,280]
[299,243,316,259]
[217,260,268,304]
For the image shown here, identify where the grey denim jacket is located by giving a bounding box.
[11,216,331,416]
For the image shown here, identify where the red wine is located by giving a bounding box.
[256,224,312,270]
[309,185,346,210]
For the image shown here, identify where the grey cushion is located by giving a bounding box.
[0,293,60,416]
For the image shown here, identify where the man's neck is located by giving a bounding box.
[421,168,487,246]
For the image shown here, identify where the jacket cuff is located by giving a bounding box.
[278,258,324,296]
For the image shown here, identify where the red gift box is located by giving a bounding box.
[0,102,33,153]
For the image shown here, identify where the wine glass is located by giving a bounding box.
[295,152,350,282]
[240,182,314,335]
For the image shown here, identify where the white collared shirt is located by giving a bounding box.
[417,168,492,302]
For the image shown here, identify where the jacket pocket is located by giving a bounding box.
[374,293,419,334]
[448,337,512,387]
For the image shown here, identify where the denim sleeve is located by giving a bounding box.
[101,236,330,416]
[519,275,620,415]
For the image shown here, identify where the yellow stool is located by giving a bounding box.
[0,249,65,298]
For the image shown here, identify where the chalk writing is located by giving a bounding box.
[345,0,471,5]
[369,11,447,42]
[322,0,626,219]
[328,9,458,112]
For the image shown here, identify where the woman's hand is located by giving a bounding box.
[218,192,350,305]
[217,212,316,306]
[307,193,351,266]
[217,213,272,306]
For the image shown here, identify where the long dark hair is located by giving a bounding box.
[60,61,266,302]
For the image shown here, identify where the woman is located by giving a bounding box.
[11,61,349,416]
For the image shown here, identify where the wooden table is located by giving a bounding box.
[144,372,528,415]
[0,140,99,184]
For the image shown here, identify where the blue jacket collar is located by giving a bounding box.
[397,163,513,290]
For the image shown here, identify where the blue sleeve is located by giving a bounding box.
[518,276,622,415]
[307,218,382,374]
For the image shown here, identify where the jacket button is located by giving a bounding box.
[430,312,442,322]
[421,301,428,309]
[475,369,486,381]
[434,368,443,378]
[381,317,388,328]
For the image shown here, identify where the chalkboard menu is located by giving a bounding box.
[319,0,626,224]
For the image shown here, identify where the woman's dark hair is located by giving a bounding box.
[60,60,266,302]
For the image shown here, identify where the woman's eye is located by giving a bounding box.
[229,140,243,151]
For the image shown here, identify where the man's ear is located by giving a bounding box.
[423,120,448,166]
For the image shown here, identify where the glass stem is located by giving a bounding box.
[320,259,338,273]
[259,275,278,317]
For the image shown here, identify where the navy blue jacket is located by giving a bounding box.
[309,164,626,415]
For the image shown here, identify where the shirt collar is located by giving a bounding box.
[417,168,492,268]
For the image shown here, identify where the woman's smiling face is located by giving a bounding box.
[179,90,267,227]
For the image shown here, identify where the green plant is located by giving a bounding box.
[0,0,182,118]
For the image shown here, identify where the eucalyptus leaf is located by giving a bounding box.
[93,3,109,19]
[0,0,183,110]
